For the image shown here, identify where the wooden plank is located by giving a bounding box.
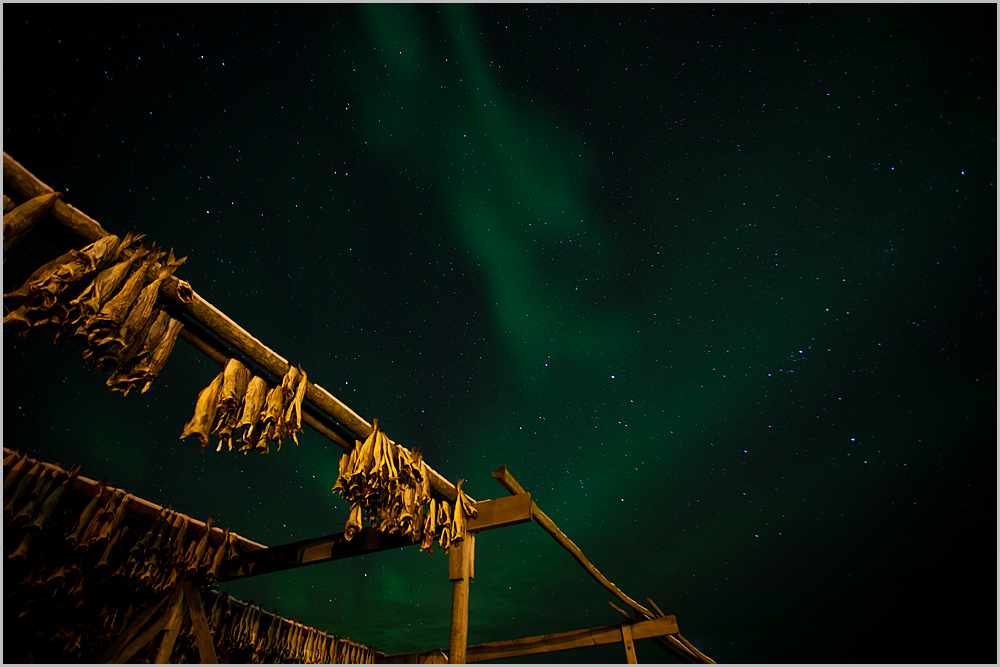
[219,527,414,582]
[154,580,189,663]
[219,495,529,582]
[448,534,475,664]
[99,589,171,663]
[109,583,185,663]
[621,623,638,664]
[380,616,679,664]
[183,577,219,664]
[491,465,653,620]
[466,493,532,534]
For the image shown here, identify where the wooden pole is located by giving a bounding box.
[620,622,638,664]
[154,578,189,663]
[447,534,475,664]
[183,577,219,663]
[491,465,654,620]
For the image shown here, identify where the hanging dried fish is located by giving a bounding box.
[4,461,43,518]
[344,502,363,541]
[95,249,186,369]
[65,481,107,545]
[180,370,225,450]
[214,359,252,451]
[280,365,308,445]
[451,478,477,545]
[110,312,184,395]
[237,375,269,450]
[4,233,122,315]
[62,232,142,339]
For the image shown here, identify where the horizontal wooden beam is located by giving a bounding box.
[219,494,532,582]
[377,616,679,664]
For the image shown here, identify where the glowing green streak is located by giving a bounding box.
[354,6,631,388]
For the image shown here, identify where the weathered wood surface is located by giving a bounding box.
[220,494,529,582]
[3,151,113,240]
[448,534,475,664]
[379,616,679,664]
[3,151,469,505]
[154,579,189,663]
[99,589,172,663]
[183,577,219,663]
[491,465,654,620]
[621,622,638,664]
[3,190,61,257]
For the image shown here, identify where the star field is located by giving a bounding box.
[3,4,995,663]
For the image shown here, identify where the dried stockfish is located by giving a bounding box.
[280,365,308,444]
[215,359,252,451]
[62,232,142,340]
[85,245,164,352]
[237,375,269,449]
[109,312,185,395]
[451,478,477,544]
[95,248,186,369]
[180,370,225,450]
[4,234,122,315]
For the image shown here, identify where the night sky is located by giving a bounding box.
[3,4,995,664]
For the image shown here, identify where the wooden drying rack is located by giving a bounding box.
[3,152,714,664]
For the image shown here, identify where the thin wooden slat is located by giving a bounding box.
[492,465,653,620]
[621,622,638,664]
[183,577,219,664]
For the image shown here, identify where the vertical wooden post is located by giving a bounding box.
[154,578,189,663]
[448,534,475,664]
[621,622,638,664]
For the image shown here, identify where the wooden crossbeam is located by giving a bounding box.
[220,494,531,582]
[378,616,679,664]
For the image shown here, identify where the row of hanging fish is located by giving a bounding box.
[3,231,186,395]
[332,419,478,555]
[204,590,378,664]
[180,357,309,454]
[5,449,379,664]
[5,449,237,594]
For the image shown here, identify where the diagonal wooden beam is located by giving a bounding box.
[182,577,219,664]
[492,465,654,619]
